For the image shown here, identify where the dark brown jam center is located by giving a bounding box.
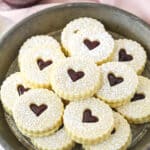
[83,39,100,50]
[131,93,145,102]
[37,58,53,70]
[119,49,133,62]
[30,104,48,116]
[68,69,84,82]
[108,73,124,86]
[17,85,30,96]
[82,109,99,123]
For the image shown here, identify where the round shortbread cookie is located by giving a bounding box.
[31,127,75,150]
[62,29,114,64]
[18,35,65,88]
[96,62,138,107]
[63,98,114,144]
[61,17,105,51]
[112,39,147,74]
[13,89,64,137]
[0,72,33,115]
[117,76,150,124]
[50,57,101,101]
[19,35,63,56]
[84,112,132,150]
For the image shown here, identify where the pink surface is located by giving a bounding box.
[0,0,149,24]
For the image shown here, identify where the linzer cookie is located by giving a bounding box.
[117,76,150,124]
[63,98,114,144]
[61,17,105,53]
[13,89,64,137]
[0,72,33,115]
[112,39,147,74]
[31,127,75,150]
[84,112,132,150]
[96,62,138,107]
[50,57,101,101]
[18,35,65,88]
[62,29,114,64]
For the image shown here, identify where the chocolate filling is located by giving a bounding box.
[131,93,145,102]
[30,103,48,116]
[82,109,98,123]
[108,73,124,86]
[111,128,116,134]
[37,58,52,70]
[68,69,84,82]
[83,39,100,50]
[17,85,30,96]
[119,49,133,62]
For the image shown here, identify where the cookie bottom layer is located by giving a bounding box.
[96,92,134,108]
[65,124,114,145]
[32,137,75,150]
[118,112,150,124]
[63,47,114,65]
[84,130,132,150]
[16,117,63,137]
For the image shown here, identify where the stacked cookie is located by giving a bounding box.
[0,17,149,150]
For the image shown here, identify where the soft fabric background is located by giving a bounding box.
[0,0,149,24]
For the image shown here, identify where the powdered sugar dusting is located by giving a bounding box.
[112,39,147,74]
[67,31,114,64]
[13,89,64,134]
[18,35,65,87]
[61,17,105,50]
[31,128,74,150]
[0,72,34,114]
[85,112,131,150]
[117,76,150,122]
[96,62,138,106]
[64,98,114,140]
[51,57,101,101]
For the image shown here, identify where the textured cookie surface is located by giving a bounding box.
[65,30,114,64]
[31,127,75,150]
[84,112,131,150]
[63,98,114,144]
[61,17,105,51]
[0,72,33,115]
[13,89,64,137]
[117,76,150,124]
[96,62,138,107]
[18,35,65,88]
[50,57,101,101]
[112,39,147,74]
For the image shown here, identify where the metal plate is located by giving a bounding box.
[0,3,149,150]
[4,30,150,150]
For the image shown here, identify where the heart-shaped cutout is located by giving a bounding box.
[111,128,116,134]
[30,104,48,116]
[119,49,133,61]
[68,69,84,82]
[83,39,100,50]
[131,93,145,102]
[82,109,98,123]
[17,85,30,96]
[37,58,53,70]
[108,73,124,86]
